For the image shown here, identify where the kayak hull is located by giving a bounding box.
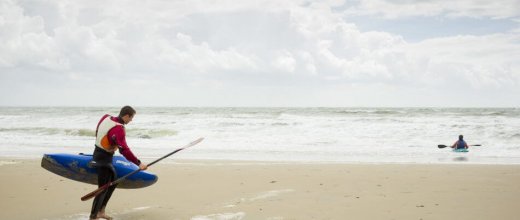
[41,153,157,189]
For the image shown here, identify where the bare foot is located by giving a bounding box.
[97,213,113,220]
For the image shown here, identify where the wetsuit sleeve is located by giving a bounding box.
[108,126,141,165]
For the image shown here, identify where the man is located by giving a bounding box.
[451,134,469,150]
[90,106,147,220]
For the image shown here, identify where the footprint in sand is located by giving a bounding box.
[223,189,295,208]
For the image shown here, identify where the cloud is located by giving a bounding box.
[345,0,520,19]
[0,0,519,106]
[404,33,520,87]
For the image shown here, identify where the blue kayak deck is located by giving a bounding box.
[452,148,469,153]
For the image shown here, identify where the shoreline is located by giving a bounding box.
[2,156,520,166]
[1,159,519,220]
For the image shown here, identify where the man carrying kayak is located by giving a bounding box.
[90,106,148,220]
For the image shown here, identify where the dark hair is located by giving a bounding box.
[459,135,463,140]
[119,106,136,118]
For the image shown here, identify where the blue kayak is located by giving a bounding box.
[453,148,469,153]
[41,153,158,189]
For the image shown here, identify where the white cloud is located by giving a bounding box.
[346,0,520,19]
[404,33,520,87]
[272,50,296,73]
[0,0,519,107]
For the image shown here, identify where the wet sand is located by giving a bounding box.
[1,158,519,220]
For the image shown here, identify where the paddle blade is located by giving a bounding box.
[471,144,481,146]
[438,145,449,149]
[185,137,204,149]
[81,182,111,201]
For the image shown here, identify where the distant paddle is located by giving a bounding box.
[438,144,481,149]
[81,137,204,201]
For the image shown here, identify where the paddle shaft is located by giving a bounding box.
[81,137,204,201]
[438,144,481,149]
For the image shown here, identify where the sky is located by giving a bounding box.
[1,0,519,107]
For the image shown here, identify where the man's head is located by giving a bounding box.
[119,106,136,124]
[459,135,463,140]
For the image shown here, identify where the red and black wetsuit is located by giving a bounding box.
[90,115,141,219]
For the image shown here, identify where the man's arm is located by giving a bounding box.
[109,126,141,165]
[451,141,457,148]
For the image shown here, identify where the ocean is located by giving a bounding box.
[0,107,519,164]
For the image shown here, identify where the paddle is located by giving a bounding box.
[438,144,481,149]
[81,137,204,201]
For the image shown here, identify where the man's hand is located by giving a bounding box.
[139,162,148,170]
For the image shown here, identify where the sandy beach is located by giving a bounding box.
[1,158,519,220]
